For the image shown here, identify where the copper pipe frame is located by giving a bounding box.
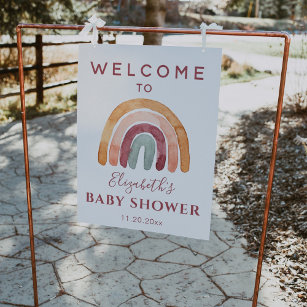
[16,24,290,307]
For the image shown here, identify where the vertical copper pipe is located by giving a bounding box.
[16,27,39,307]
[252,34,291,306]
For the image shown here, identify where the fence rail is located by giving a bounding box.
[0,61,78,75]
[0,35,111,104]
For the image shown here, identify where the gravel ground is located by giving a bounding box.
[214,102,307,306]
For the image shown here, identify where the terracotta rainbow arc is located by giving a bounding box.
[98,98,190,173]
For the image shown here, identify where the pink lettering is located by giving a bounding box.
[128,63,135,76]
[86,192,94,202]
[157,65,169,78]
[194,66,204,80]
[91,61,107,74]
[175,66,188,79]
[113,62,122,76]
[141,64,152,77]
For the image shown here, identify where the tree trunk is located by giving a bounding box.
[255,0,260,17]
[143,0,166,45]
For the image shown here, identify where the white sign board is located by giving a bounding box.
[77,44,221,240]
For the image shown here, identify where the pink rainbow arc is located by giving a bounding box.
[120,123,166,171]
[109,111,179,172]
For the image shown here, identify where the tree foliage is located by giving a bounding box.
[0,0,93,37]
[227,0,306,19]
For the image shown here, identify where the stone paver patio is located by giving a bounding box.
[0,110,289,307]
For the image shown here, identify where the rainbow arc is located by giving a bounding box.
[98,98,190,173]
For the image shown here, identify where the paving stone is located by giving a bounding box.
[28,137,61,160]
[0,121,21,139]
[38,224,95,253]
[12,197,62,220]
[0,263,59,305]
[90,227,145,246]
[49,160,76,175]
[0,155,10,168]
[215,231,247,248]
[28,151,64,165]
[157,247,208,265]
[64,123,77,137]
[2,154,24,167]
[1,138,23,153]
[202,247,256,276]
[55,255,91,283]
[15,163,53,177]
[49,114,73,131]
[258,278,290,307]
[0,171,13,185]
[222,298,252,307]
[168,232,229,258]
[130,238,178,260]
[212,272,266,298]
[0,167,16,178]
[0,174,29,192]
[64,271,140,306]
[0,201,21,215]
[141,268,224,306]
[40,294,93,306]
[0,235,29,256]
[15,223,61,236]
[11,190,51,211]
[38,183,76,205]
[127,259,189,280]
[14,204,76,224]
[0,225,16,238]
[69,177,77,190]
[75,244,134,273]
[40,173,75,185]
[121,295,161,306]
[0,256,32,274]
[210,217,236,232]
[57,140,77,153]
[0,182,25,204]
[143,231,168,239]
[211,202,227,219]
[14,237,68,261]
[0,215,13,224]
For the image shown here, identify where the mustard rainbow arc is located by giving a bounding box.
[98,98,190,173]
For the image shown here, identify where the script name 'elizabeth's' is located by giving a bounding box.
[90,61,205,80]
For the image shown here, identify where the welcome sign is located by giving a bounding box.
[77,44,221,240]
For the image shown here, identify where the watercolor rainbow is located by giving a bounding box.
[98,98,190,173]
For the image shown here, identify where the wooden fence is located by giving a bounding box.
[0,34,114,104]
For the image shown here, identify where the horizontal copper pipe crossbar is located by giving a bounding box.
[16,23,290,307]
[17,23,290,40]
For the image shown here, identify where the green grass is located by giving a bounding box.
[207,38,307,59]
[186,13,298,32]
[221,70,273,85]
[0,87,77,123]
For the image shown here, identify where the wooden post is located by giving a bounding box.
[35,34,43,105]
[98,33,103,44]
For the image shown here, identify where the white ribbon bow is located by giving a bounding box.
[79,14,106,45]
[200,22,223,52]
